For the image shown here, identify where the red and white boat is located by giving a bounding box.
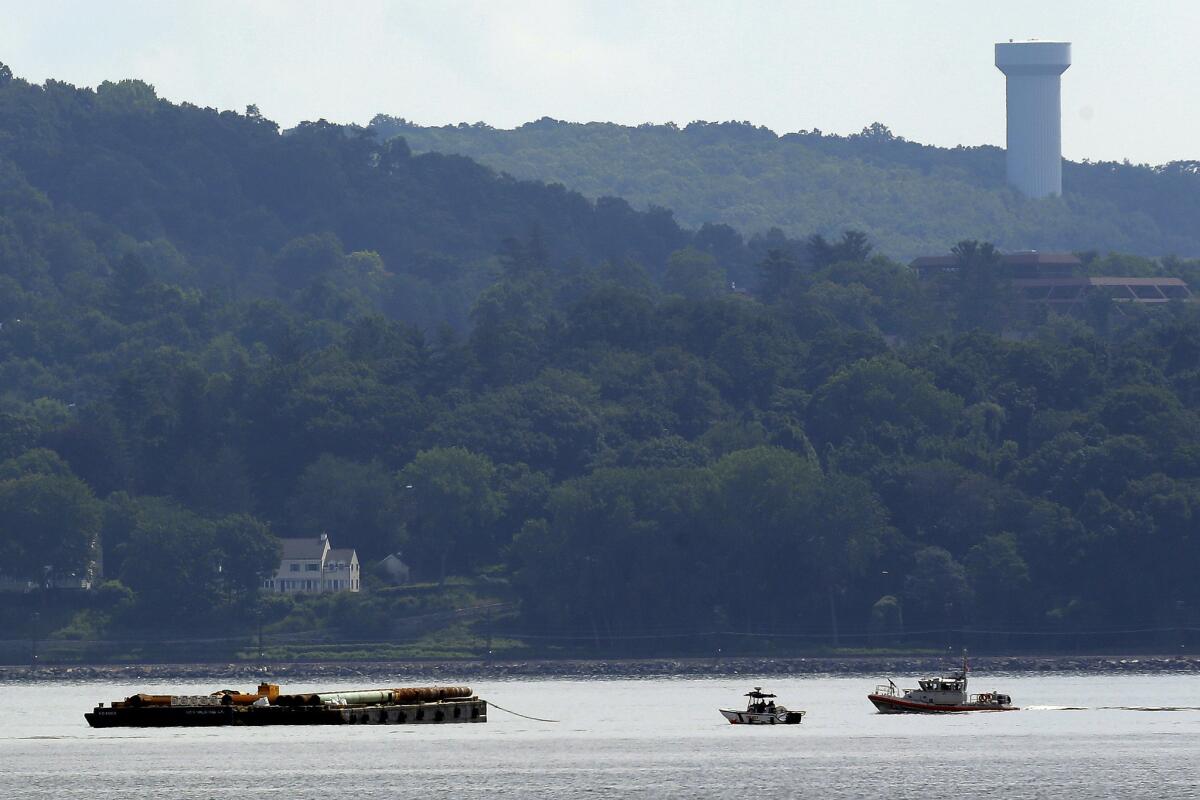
[868,653,1017,714]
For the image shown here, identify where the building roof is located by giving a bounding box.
[997,251,1082,267]
[327,548,358,563]
[1014,276,1192,303]
[279,537,328,560]
[1013,277,1189,286]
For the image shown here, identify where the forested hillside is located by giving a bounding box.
[2,66,1200,656]
[372,117,1200,261]
[0,71,724,333]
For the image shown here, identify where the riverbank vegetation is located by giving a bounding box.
[2,67,1200,660]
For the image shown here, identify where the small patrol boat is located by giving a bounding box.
[720,688,806,724]
[868,652,1017,714]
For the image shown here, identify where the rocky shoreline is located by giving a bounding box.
[3,654,1198,682]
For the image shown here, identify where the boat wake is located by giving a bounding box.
[1097,706,1200,712]
[1022,705,1088,711]
[1024,705,1200,712]
[4,735,149,741]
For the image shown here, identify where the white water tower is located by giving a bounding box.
[995,40,1071,198]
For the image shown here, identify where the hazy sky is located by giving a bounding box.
[2,0,1197,164]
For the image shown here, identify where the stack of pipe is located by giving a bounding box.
[275,686,473,707]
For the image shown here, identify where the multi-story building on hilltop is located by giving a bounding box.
[911,250,1192,312]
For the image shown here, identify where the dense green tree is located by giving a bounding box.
[512,464,715,638]
[0,465,101,578]
[949,240,1013,333]
[805,472,889,643]
[903,546,973,628]
[273,233,346,288]
[285,454,407,561]
[809,230,873,269]
[400,447,504,581]
[118,500,221,621]
[214,514,281,605]
[869,594,904,645]
[965,533,1032,626]
[705,447,825,629]
[0,413,39,461]
[757,248,802,298]
[662,248,726,300]
[807,357,963,454]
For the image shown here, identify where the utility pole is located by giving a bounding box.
[33,565,52,667]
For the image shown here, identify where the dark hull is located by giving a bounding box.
[86,699,487,728]
[868,694,1018,714]
[721,709,805,724]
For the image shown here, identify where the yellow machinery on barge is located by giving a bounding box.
[85,683,487,727]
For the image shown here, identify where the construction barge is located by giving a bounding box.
[85,683,487,727]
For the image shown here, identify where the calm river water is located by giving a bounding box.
[1,673,1198,798]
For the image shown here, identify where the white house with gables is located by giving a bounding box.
[263,533,360,594]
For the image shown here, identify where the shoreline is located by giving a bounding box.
[2,654,1198,682]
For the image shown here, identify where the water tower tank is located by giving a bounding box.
[995,40,1071,198]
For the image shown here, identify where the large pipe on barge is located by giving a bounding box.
[275,686,473,707]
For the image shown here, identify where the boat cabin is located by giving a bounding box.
[902,669,969,705]
[744,688,778,713]
[917,677,965,692]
